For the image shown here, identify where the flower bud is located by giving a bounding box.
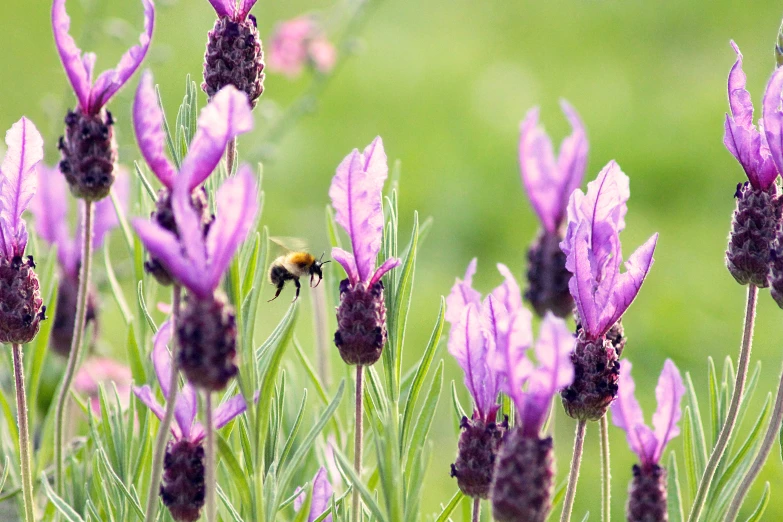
[561,328,619,422]
[524,230,573,318]
[50,274,97,356]
[177,292,238,391]
[203,16,265,107]
[0,256,45,345]
[450,415,506,499]
[334,280,387,366]
[490,429,554,522]
[606,318,626,358]
[160,439,206,522]
[627,463,668,522]
[58,109,117,201]
[145,188,212,286]
[726,182,782,287]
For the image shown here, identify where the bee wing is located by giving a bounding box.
[269,236,309,253]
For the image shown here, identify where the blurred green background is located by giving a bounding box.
[3,0,783,519]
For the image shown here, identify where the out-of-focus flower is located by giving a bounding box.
[74,357,133,412]
[489,310,573,522]
[0,118,46,345]
[134,148,259,390]
[52,0,154,200]
[293,467,333,522]
[134,321,247,521]
[133,71,253,286]
[725,41,783,288]
[445,259,521,498]
[329,137,400,366]
[202,0,265,106]
[560,161,658,422]
[267,17,336,77]
[31,165,128,355]
[519,101,587,318]
[611,359,684,522]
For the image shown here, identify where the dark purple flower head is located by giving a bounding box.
[293,467,333,522]
[520,101,588,234]
[724,41,783,191]
[134,71,254,192]
[561,161,658,342]
[207,0,257,22]
[446,259,523,422]
[611,359,684,468]
[31,164,128,279]
[52,0,154,116]
[133,320,247,443]
[329,137,401,287]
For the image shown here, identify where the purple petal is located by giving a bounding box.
[727,41,754,128]
[293,486,305,513]
[133,384,184,439]
[0,118,44,258]
[519,313,574,437]
[599,233,658,335]
[179,86,254,191]
[331,247,359,283]
[447,304,491,418]
[565,222,598,337]
[207,0,235,18]
[177,384,198,441]
[611,360,655,464]
[445,258,482,324]
[652,359,685,463]
[369,257,400,287]
[491,263,523,315]
[204,166,259,292]
[88,0,154,112]
[328,137,388,283]
[171,171,208,286]
[133,218,207,295]
[519,107,560,233]
[309,467,333,522]
[213,394,247,430]
[762,66,783,187]
[133,70,177,188]
[491,302,534,410]
[51,0,91,111]
[151,321,173,398]
[237,0,258,20]
[92,168,128,250]
[31,164,69,248]
[556,100,588,209]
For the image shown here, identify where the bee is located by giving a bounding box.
[268,251,330,302]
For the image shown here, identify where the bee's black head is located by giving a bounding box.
[309,253,330,288]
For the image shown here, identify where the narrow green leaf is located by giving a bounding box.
[110,189,136,257]
[668,452,684,522]
[41,472,86,522]
[278,389,307,467]
[0,456,10,492]
[155,85,180,168]
[390,212,420,400]
[451,380,468,422]
[684,373,707,474]
[125,326,147,388]
[682,407,697,498]
[707,357,720,445]
[104,242,133,324]
[333,448,386,522]
[217,434,252,509]
[96,449,145,520]
[132,162,158,202]
[405,361,444,468]
[217,484,246,522]
[745,482,770,522]
[434,490,463,522]
[136,280,158,333]
[579,512,590,522]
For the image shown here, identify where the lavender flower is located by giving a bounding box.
[203,0,265,106]
[520,102,587,318]
[52,0,154,200]
[74,357,132,413]
[445,259,521,498]
[559,160,658,422]
[133,71,254,286]
[329,137,400,366]
[31,165,128,355]
[267,17,337,78]
[134,321,247,522]
[611,359,684,522]
[0,118,46,345]
[134,150,259,390]
[293,467,333,522]
[724,42,783,288]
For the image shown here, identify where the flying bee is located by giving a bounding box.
[268,251,330,302]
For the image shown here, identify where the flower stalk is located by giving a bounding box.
[12,343,35,522]
[561,420,586,522]
[226,137,237,175]
[54,200,94,495]
[599,415,611,522]
[205,392,217,522]
[144,285,182,522]
[687,284,758,522]
[353,365,364,522]
[473,497,480,522]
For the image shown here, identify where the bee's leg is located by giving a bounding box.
[268,282,285,302]
[292,278,301,302]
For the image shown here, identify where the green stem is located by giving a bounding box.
[688,284,758,522]
[12,343,35,522]
[205,392,217,522]
[472,497,480,522]
[353,365,364,522]
[561,420,587,522]
[724,357,783,521]
[599,415,611,522]
[225,137,237,175]
[54,200,94,495]
[143,285,182,522]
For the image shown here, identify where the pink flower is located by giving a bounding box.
[268,17,337,78]
[74,357,133,412]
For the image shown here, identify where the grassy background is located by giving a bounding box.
[2,0,783,519]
